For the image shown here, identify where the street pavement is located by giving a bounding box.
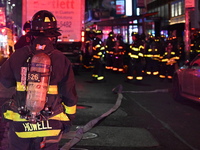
[59,69,173,150]
[0,69,172,150]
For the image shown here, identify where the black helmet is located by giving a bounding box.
[30,10,61,37]
[23,21,31,31]
[108,31,114,37]
[95,30,103,35]
[131,32,139,39]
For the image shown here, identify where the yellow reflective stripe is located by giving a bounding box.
[95,44,101,48]
[132,47,140,51]
[62,103,76,114]
[130,54,139,59]
[139,45,144,49]
[127,76,133,80]
[161,59,169,62]
[92,74,98,78]
[97,76,104,80]
[47,85,58,94]
[138,53,143,57]
[16,130,61,138]
[98,52,102,55]
[100,47,105,50]
[4,110,27,121]
[17,82,26,91]
[16,82,58,94]
[4,110,69,121]
[136,76,143,80]
[49,112,70,121]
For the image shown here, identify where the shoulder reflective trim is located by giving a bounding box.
[15,130,60,138]
[3,110,27,121]
[47,85,58,94]
[16,82,58,95]
[49,112,70,121]
[62,103,76,114]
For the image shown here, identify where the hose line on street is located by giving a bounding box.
[60,85,123,150]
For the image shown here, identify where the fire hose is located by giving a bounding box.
[60,85,123,150]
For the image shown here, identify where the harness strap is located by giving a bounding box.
[16,82,58,94]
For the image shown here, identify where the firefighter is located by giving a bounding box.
[105,31,116,70]
[91,30,106,82]
[126,32,145,82]
[159,38,180,82]
[14,20,32,50]
[83,28,95,70]
[144,37,161,76]
[112,34,125,73]
[0,10,78,150]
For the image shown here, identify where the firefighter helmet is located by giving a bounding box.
[30,10,61,37]
[23,21,31,31]
[131,32,139,39]
[95,30,103,35]
[108,31,114,37]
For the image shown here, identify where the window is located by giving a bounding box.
[171,0,183,18]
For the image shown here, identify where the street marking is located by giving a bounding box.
[122,89,169,93]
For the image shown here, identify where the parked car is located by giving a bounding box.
[172,54,200,102]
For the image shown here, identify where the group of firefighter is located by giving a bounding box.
[82,29,191,82]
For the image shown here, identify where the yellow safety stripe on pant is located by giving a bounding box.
[129,54,139,59]
[16,130,61,138]
[62,103,77,115]
[16,82,58,94]
[3,110,70,121]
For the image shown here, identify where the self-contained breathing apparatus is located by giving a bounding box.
[17,51,52,123]
[16,10,61,123]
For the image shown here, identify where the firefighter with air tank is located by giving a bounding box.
[91,30,106,82]
[126,32,145,82]
[0,10,78,150]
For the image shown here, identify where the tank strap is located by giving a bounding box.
[16,82,58,94]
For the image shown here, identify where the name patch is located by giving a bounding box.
[22,120,52,131]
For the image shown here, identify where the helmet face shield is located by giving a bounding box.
[30,10,61,37]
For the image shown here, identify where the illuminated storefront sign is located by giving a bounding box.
[116,0,125,15]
